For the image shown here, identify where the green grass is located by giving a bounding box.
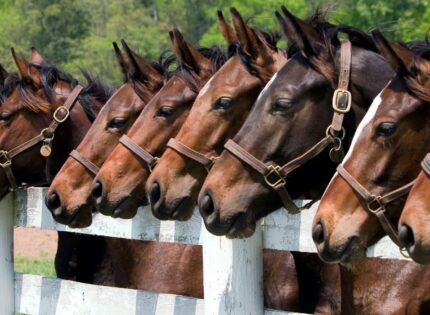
[14,255,56,277]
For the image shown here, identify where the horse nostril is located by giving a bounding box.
[200,194,215,216]
[45,192,62,215]
[312,221,326,246]
[91,181,104,202]
[149,182,161,206]
[399,223,415,249]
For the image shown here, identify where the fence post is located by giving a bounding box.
[0,193,15,315]
[203,224,263,315]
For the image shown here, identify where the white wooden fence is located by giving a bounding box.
[1,188,409,315]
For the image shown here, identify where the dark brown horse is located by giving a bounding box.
[0,48,113,283]
[146,8,287,221]
[45,41,167,228]
[198,8,393,239]
[91,29,227,219]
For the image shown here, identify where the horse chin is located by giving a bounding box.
[68,205,93,228]
[318,235,366,266]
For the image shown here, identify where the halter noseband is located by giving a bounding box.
[336,164,414,251]
[219,40,353,214]
[0,85,83,191]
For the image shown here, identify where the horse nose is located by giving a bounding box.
[149,181,161,206]
[312,220,327,247]
[399,223,416,252]
[91,180,104,205]
[199,194,215,216]
[45,191,63,216]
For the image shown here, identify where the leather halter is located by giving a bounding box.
[167,138,218,172]
[119,134,159,172]
[222,40,353,214]
[69,149,100,176]
[422,153,430,176]
[0,85,83,191]
[336,164,414,248]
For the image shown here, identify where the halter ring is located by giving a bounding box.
[264,165,286,188]
[205,156,218,172]
[367,195,384,213]
[148,157,159,173]
[0,150,12,167]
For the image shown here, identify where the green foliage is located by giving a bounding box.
[15,255,56,277]
[0,0,427,85]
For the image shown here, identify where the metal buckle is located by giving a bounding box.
[53,106,70,123]
[205,156,218,172]
[367,196,384,213]
[0,150,11,167]
[332,89,352,114]
[148,157,159,173]
[40,128,55,141]
[264,165,286,188]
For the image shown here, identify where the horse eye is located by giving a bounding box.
[272,99,294,113]
[107,117,127,129]
[0,112,13,122]
[156,106,174,117]
[213,97,233,110]
[376,122,397,137]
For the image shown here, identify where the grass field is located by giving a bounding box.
[14,255,56,277]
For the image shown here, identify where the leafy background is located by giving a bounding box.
[0,0,428,85]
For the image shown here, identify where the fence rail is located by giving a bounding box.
[1,188,410,315]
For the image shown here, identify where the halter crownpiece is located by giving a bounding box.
[222,40,353,214]
[0,85,83,191]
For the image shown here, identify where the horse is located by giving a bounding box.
[312,31,430,264]
[0,48,114,284]
[91,29,227,219]
[45,40,167,228]
[198,8,393,240]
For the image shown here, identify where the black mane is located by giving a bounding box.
[0,73,20,103]
[14,62,114,121]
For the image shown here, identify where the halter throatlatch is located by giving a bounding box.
[119,134,159,172]
[0,85,83,191]
[336,164,413,256]
[222,40,353,214]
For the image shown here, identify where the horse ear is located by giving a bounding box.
[230,7,259,56]
[371,30,414,74]
[169,28,211,75]
[113,42,129,76]
[280,6,322,57]
[217,10,236,45]
[11,48,30,81]
[121,40,164,90]
[29,47,44,66]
